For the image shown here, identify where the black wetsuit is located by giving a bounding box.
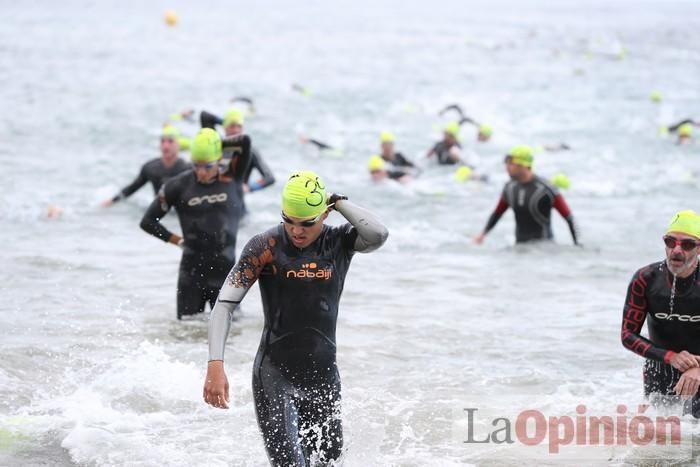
[200,110,275,212]
[140,137,251,319]
[232,224,357,465]
[389,152,415,168]
[621,261,700,416]
[482,175,578,244]
[111,158,190,202]
[430,141,461,165]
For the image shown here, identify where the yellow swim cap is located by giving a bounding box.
[678,123,693,138]
[650,91,663,103]
[380,131,395,143]
[191,128,222,163]
[223,108,244,128]
[177,137,191,151]
[368,155,385,172]
[161,125,180,139]
[667,210,700,239]
[282,171,328,220]
[508,145,534,168]
[551,173,571,189]
[454,165,472,182]
[444,121,460,138]
[478,124,493,137]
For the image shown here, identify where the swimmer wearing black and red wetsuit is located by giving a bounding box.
[474,146,578,245]
[621,212,700,416]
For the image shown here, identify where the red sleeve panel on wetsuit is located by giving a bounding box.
[620,267,670,362]
[552,194,572,218]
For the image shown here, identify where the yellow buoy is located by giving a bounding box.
[164,10,178,26]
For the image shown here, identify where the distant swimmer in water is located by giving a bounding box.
[101,125,191,208]
[299,136,335,151]
[621,210,700,417]
[438,103,493,142]
[378,130,418,171]
[473,145,578,245]
[426,122,465,165]
[140,128,251,319]
[367,155,412,183]
[200,108,275,194]
[230,96,256,115]
[667,119,697,145]
[203,171,388,466]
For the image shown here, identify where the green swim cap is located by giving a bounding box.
[380,131,395,143]
[444,121,460,138]
[478,124,493,137]
[678,123,693,138]
[650,91,663,103]
[161,125,181,139]
[368,155,385,172]
[191,128,222,163]
[222,108,244,128]
[551,173,571,189]
[454,165,472,182]
[177,137,191,151]
[282,171,328,220]
[508,144,534,168]
[666,210,700,239]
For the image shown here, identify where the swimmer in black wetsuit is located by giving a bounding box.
[426,122,464,165]
[438,104,493,143]
[367,155,412,183]
[379,131,416,170]
[101,125,190,207]
[666,119,696,145]
[203,171,389,466]
[621,211,700,416]
[474,145,578,245]
[200,108,276,193]
[140,128,251,319]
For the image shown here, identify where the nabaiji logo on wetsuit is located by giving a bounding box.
[286,263,333,280]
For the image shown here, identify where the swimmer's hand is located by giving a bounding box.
[473,232,486,245]
[100,199,113,208]
[673,367,700,398]
[169,234,184,248]
[669,350,700,372]
[203,360,230,409]
[327,193,348,210]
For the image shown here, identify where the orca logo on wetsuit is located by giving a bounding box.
[187,193,228,206]
[286,262,333,280]
[654,312,700,322]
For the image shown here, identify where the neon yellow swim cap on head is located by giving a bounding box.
[368,155,385,172]
[508,144,534,168]
[380,131,395,143]
[223,108,244,128]
[678,123,693,138]
[551,173,571,189]
[191,128,222,163]
[161,125,181,139]
[444,121,460,138]
[177,137,191,151]
[666,210,700,239]
[478,124,493,137]
[454,165,472,182]
[282,171,328,220]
